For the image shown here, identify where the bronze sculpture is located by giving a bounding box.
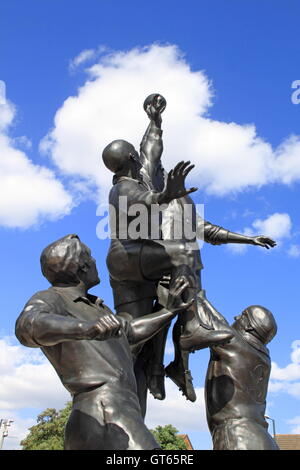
[197,291,279,450]
[15,234,195,450]
[15,94,279,451]
[103,93,277,412]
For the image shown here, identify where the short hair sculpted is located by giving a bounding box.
[40,234,87,285]
[102,140,134,173]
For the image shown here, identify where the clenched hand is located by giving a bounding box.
[83,315,122,341]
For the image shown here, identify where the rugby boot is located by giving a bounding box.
[165,351,197,402]
[147,363,166,400]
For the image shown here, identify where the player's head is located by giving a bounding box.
[40,234,100,289]
[102,140,141,177]
[233,305,277,344]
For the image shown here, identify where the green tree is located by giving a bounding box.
[150,424,188,450]
[21,403,188,450]
[21,402,72,450]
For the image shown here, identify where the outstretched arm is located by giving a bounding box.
[226,232,277,249]
[197,214,276,249]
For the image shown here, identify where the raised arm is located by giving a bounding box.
[139,94,166,191]
[140,118,163,168]
[117,160,197,207]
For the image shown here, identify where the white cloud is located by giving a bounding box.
[226,243,248,255]
[252,213,292,240]
[0,336,70,448]
[39,44,211,202]
[0,337,69,411]
[270,340,300,399]
[69,49,97,70]
[0,336,208,448]
[227,212,292,254]
[273,135,300,185]
[164,339,175,356]
[0,98,15,131]
[0,94,73,228]
[40,44,300,201]
[287,244,300,258]
[271,340,300,382]
[287,416,300,434]
[13,135,32,149]
[145,380,207,433]
[69,46,108,71]
[0,80,6,105]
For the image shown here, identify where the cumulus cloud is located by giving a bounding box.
[40,44,212,202]
[287,244,300,258]
[227,212,292,254]
[273,135,300,185]
[0,336,70,448]
[0,93,73,228]
[69,49,97,70]
[0,337,69,411]
[226,243,249,255]
[287,416,300,434]
[164,338,175,356]
[0,336,208,448]
[146,380,207,433]
[69,46,108,71]
[40,44,300,201]
[0,80,6,105]
[0,97,15,131]
[269,340,300,399]
[252,213,292,240]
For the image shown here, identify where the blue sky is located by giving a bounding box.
[1,0,300,450]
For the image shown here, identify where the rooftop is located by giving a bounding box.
[276,434,300,450]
